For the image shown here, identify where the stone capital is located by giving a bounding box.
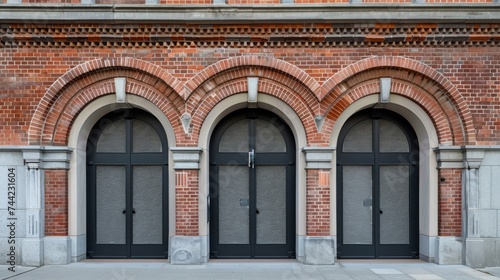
[170,147,203,170]
[302,146,335,169]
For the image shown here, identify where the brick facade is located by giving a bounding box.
[1,2,499,265]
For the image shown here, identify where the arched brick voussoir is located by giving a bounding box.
[183,56,321,102]
[186,67,317,120]
[50,80,182,146]
[29,58,183,145]
[321,56,476,145]
[189,78,316,145]
[322,79,456,145]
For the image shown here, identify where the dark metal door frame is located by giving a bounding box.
[337,109,419,259]
[86,109,169,259]
[209,109,296,259]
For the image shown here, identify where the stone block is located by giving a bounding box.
[479,166,492,209]
[170,236,202,265]
[465,239,485,268]
[71,234,87,262]
[22,238,43,267]
[44,236,71,265]
[491,166,500,208]
[479,210,498,238]
[435,236,462,265]
[0,237,22,265]
[304,236,335,265]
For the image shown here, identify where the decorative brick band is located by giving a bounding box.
[2,23,500,49]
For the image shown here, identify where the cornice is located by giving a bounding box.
[0,4,499,24]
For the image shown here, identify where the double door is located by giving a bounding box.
[337,109,419,259]
[209,109,296,258]
[87,109,169,259]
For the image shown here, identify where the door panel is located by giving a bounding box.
[87,109,168,259]
[342,165,373,245]
[218,165,250,245]
[210,109,295,259]
[256,166,287,245]
[96,165,126,245]
[379,165,410,245]
[132,165,163,245]
[337,109,419,259]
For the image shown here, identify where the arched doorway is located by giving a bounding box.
[209,109,296,259]
[337,109,419,259]
[86,108,169,259]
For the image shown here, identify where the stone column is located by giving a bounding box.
[462,146,486,268]
[302,147,335,264]
[21,147,72,267]
[21,150,44,267]
[170,147,203,265]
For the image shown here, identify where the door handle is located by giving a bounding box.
[379,209,383,214]
[248,149,255,169]
[256,208,260,214]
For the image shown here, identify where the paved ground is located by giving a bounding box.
[1,260,499,280]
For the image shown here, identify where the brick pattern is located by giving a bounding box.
[438,169,462,236]
[175,170,199,236]
[45,170,68,236]
[4,24,500,49]
[2,21,499,238]
[306,169,330,236]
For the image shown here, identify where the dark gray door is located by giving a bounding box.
[337,109,419,259]
[209,109,296,258]
[87,109,168,259]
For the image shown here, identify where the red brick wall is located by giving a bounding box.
[45,170,68,236]
[438,169,462,236]
[306,169,330,236]
[175,170,199,235]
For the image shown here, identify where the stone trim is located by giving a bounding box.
[434,146,463,169]
[170,147,203,170]
[2,22,500,48]
[0,146,74,170]
[434,145,500,169]
[0,5,499,24]
[302,147,335,169]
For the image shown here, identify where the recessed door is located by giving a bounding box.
[209,109,296,259]
[337,109,419,259]
[86,109,168,259]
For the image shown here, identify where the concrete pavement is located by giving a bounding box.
[1,259,499,280]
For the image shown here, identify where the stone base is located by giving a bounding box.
[44,236,71,264]
[22,238,43,267]
[465,238,500,268]
[419,234,436,263]
[303,236,335,265]
[435,236,462,265]
[170,236,202,265]
[70,234,86,262]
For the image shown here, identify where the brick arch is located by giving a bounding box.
[52,80,182,146]
[321,57,476,145]
[29,58,183,145]
[189,77,316,144]
[183,56,321,102]
[323,78,457,145]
